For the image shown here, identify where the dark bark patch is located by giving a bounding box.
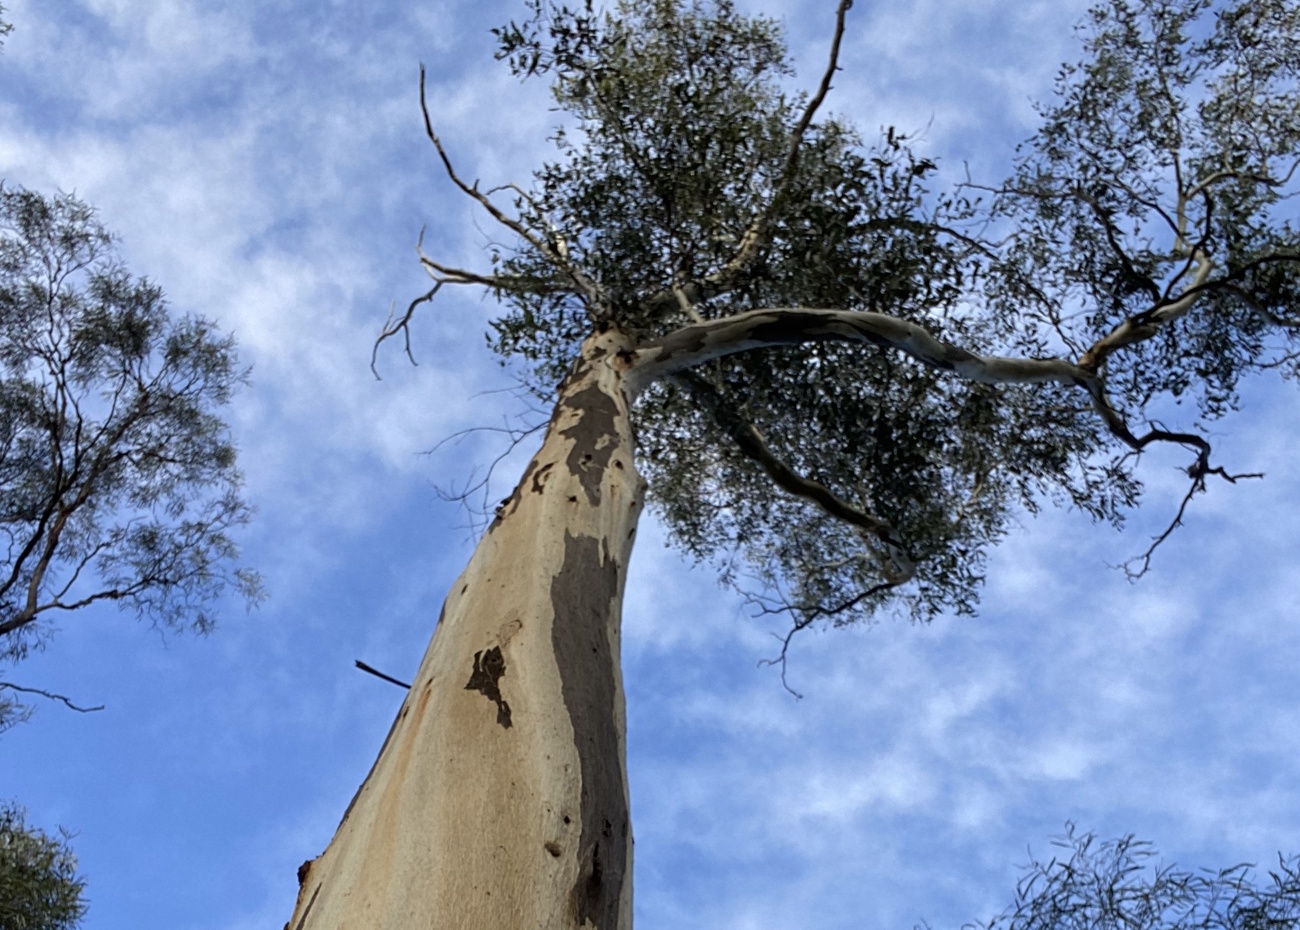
[464,646,512,728]
[490,458,541,530]
[551,531,627,929]
[558,383,622,506]
[530,461,554,494]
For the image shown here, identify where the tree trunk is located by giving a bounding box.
[286,325,644,930]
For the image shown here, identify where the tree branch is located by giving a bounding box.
[0,680,104,713]
[355,661,411,690]
[643,0,854,314]
[673,369,914,584]
[627,308,1095,394]
[1121,453,1263,580]
[373,283,441,376]
[418,65,606,311]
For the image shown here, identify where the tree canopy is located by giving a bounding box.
[0,186,260,709]
[389,0,1300,633]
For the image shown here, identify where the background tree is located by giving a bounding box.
[286,0,1300,926]
[0,801,85,930]
[976,826,1300,930]
[0,186,260,727]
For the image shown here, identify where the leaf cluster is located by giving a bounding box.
[975,825,1300,930]
[991,0,1300,422]
[0,185,261,664]
[0,801,85,930]
[415,0,1300,628]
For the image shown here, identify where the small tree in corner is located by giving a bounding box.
[0,186,260,725]
[0,801,85,930]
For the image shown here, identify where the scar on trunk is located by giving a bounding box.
[464,646,512,728]
[290,883,321,930]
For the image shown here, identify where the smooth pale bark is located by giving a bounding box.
[286,325,644,930]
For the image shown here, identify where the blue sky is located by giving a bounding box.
[3,0,1299,928]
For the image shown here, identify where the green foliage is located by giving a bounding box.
[992,0,1300,421]
[975,826,1300,930]
[474,0,1131,622]
[0,185,261,671]
[420,0,1298,626]
[0,802,85,930]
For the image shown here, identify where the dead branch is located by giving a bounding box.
[1122,457,1263,579]
[354,661,411,690]
[418,65,606,311]
[372,282,441,377]
[0,680,104,713]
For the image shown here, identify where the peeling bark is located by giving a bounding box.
[284,326,643,930]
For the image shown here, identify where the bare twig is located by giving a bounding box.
[372,282,441,377]
[1122,456,1263,579]
[427,414,549,531]
[418,65,606,311]
[0,680,104,713]
[355,661,412,690]
[753,577,896,698]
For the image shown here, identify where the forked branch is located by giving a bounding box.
[417,65,607,310]
[1122,452,1263,579]
[644,0,854,313]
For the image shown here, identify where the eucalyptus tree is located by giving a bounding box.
[286,0,1300,926]
[0,186,260,725]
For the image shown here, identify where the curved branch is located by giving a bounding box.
[0,680,104,713]
[643,0,854,313]
[627,308,1095,394]
[626,307,1238,498]
[674,370,914,584]
[418,65,606,311]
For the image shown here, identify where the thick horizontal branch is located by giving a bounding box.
[624,307,1189,466]
[626,308,1096,394]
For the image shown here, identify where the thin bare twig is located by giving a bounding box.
[753,577,896,698]
[0,680,104,713]
[354,661,411,690]
[1122,457,1263,579]
[372,282,441,377]
[418,65,606,311]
